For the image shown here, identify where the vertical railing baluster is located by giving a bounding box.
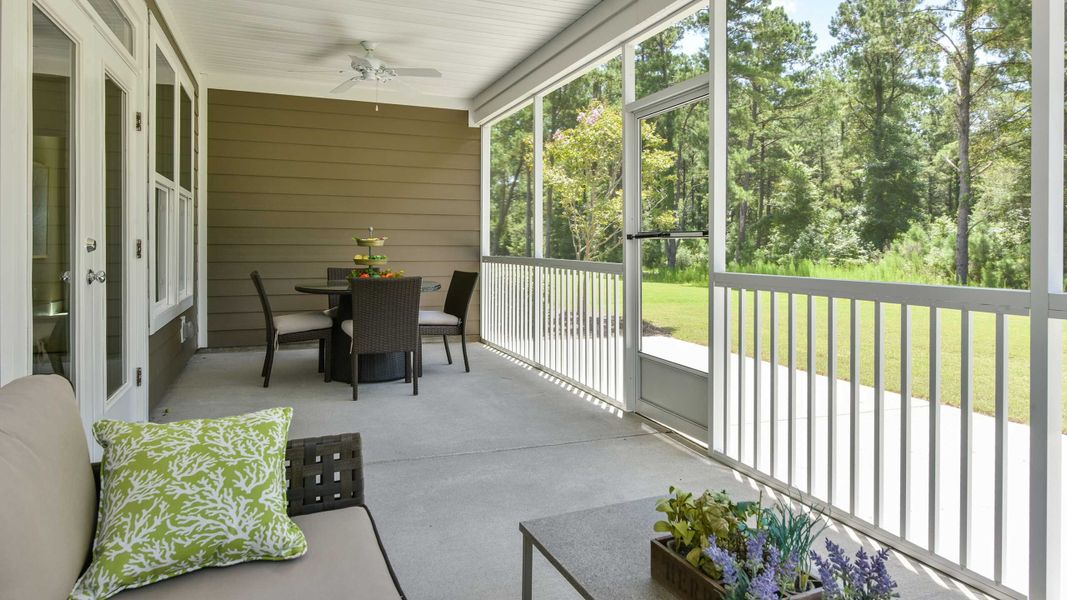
[929,307,941,553]
[874,301,885,527]
[850,299,860,515]
[738,289,747,462]
[807,294,817,494]
[724,288,732,455]
[753,290,763,471]
[994,312,1008,583]
[900,304,912,540]
[960,308,973,568]
[827,297,837,506]
[788,293,797,487]
[770,291,779,479]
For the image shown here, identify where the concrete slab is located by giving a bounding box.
[155,343,991,599]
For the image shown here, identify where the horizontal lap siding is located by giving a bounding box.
[206,89,481,348]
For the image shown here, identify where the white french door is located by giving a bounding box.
[28,0,146,454]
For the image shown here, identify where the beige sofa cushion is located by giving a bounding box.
[0,375,96,600]
[112,506,402,599]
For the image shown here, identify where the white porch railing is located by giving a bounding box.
[710,272,1035,599]
[481,256,624,404]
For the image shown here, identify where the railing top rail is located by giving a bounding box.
[482,255,624,275]
[714,271,1031,315]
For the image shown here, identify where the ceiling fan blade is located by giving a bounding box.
[392,68,442,78]
[286,69,346,74]
[330,77,360,94]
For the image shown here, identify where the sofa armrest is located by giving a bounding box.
[90,432,365,518]
[284,433,365,517]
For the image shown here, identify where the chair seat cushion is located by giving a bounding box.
[110,506,401,600]
[341,319,353,337]
[418,310,460,327]
[275,311,332,335]
[322,306,340,320]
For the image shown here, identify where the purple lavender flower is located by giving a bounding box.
[811,551,842,597]
[748,567,779,600]
[745,531,768,572]
[703,536,739,587]
[869,549,897,597]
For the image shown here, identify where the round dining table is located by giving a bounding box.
[295,278,441,384]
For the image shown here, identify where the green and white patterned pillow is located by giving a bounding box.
[70,408,307,600]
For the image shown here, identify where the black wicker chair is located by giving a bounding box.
[251,270,333,387]
[342,277,422,400]
[419,271,478,374]
[325,266,352,319]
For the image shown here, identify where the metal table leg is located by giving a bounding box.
[522,532,533,600]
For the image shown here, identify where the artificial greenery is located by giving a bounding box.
[654,486,760,576]
[759,499,828,591]
[655,487,834,595]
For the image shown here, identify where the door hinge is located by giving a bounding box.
[136,367,143,387]
[136,239,143,259]
[135,112,143,131]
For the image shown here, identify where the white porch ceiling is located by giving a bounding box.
[162,0,603,111]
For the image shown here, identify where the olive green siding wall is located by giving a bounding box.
[206,89,481,348]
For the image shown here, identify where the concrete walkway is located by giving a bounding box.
[156,343,992,599]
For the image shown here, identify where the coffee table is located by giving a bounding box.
[519,497,676,600]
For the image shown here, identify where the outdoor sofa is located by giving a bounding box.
[0,374,406,599]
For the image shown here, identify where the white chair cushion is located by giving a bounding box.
[418,310,460,326]
[341,319,353,337]
[323,307,340,320]
[274,311,332,335]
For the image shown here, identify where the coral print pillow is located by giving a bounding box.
[70,408,306,600]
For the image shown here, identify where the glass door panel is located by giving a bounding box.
[31,7,75,379]
[640,237,709,372]
[104,76,125,398]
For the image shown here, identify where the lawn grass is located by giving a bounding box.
[640,281,1067,432]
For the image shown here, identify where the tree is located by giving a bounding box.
[831,0,933,250]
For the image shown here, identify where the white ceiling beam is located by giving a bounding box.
[470,0,695,125]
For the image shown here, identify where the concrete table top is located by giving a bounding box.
[519,497,677,600]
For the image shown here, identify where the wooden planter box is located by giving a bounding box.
[650,536,822,600]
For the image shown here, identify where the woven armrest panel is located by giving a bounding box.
[284,433,365,517]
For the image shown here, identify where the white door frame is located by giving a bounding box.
[0,0,149,451]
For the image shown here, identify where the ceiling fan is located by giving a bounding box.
[322,41,442,94]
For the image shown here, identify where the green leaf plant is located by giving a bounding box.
[654,486,761,577]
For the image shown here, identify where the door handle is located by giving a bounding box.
[86,269,106,284]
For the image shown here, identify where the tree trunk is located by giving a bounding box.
[954,12,976,285]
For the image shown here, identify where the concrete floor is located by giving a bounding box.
[155,342,991,600]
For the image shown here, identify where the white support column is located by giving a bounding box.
[707,0,726,453]
[1029,0,1064,597]
[533,95,544,259]
[532,96,544,363]
[196,83,209,348]
[480,125,492,258]
[622,41,639,413]
[480,125,491,346]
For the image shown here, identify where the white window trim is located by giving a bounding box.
[148,18,194,333]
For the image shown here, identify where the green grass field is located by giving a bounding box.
[640,281,1067,432]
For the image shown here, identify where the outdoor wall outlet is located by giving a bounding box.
[179,316,187,344]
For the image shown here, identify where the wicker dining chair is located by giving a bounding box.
[341,277,422,400]
[325,266,352,320]
[251,270,333,387]
[418,271,479,374]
